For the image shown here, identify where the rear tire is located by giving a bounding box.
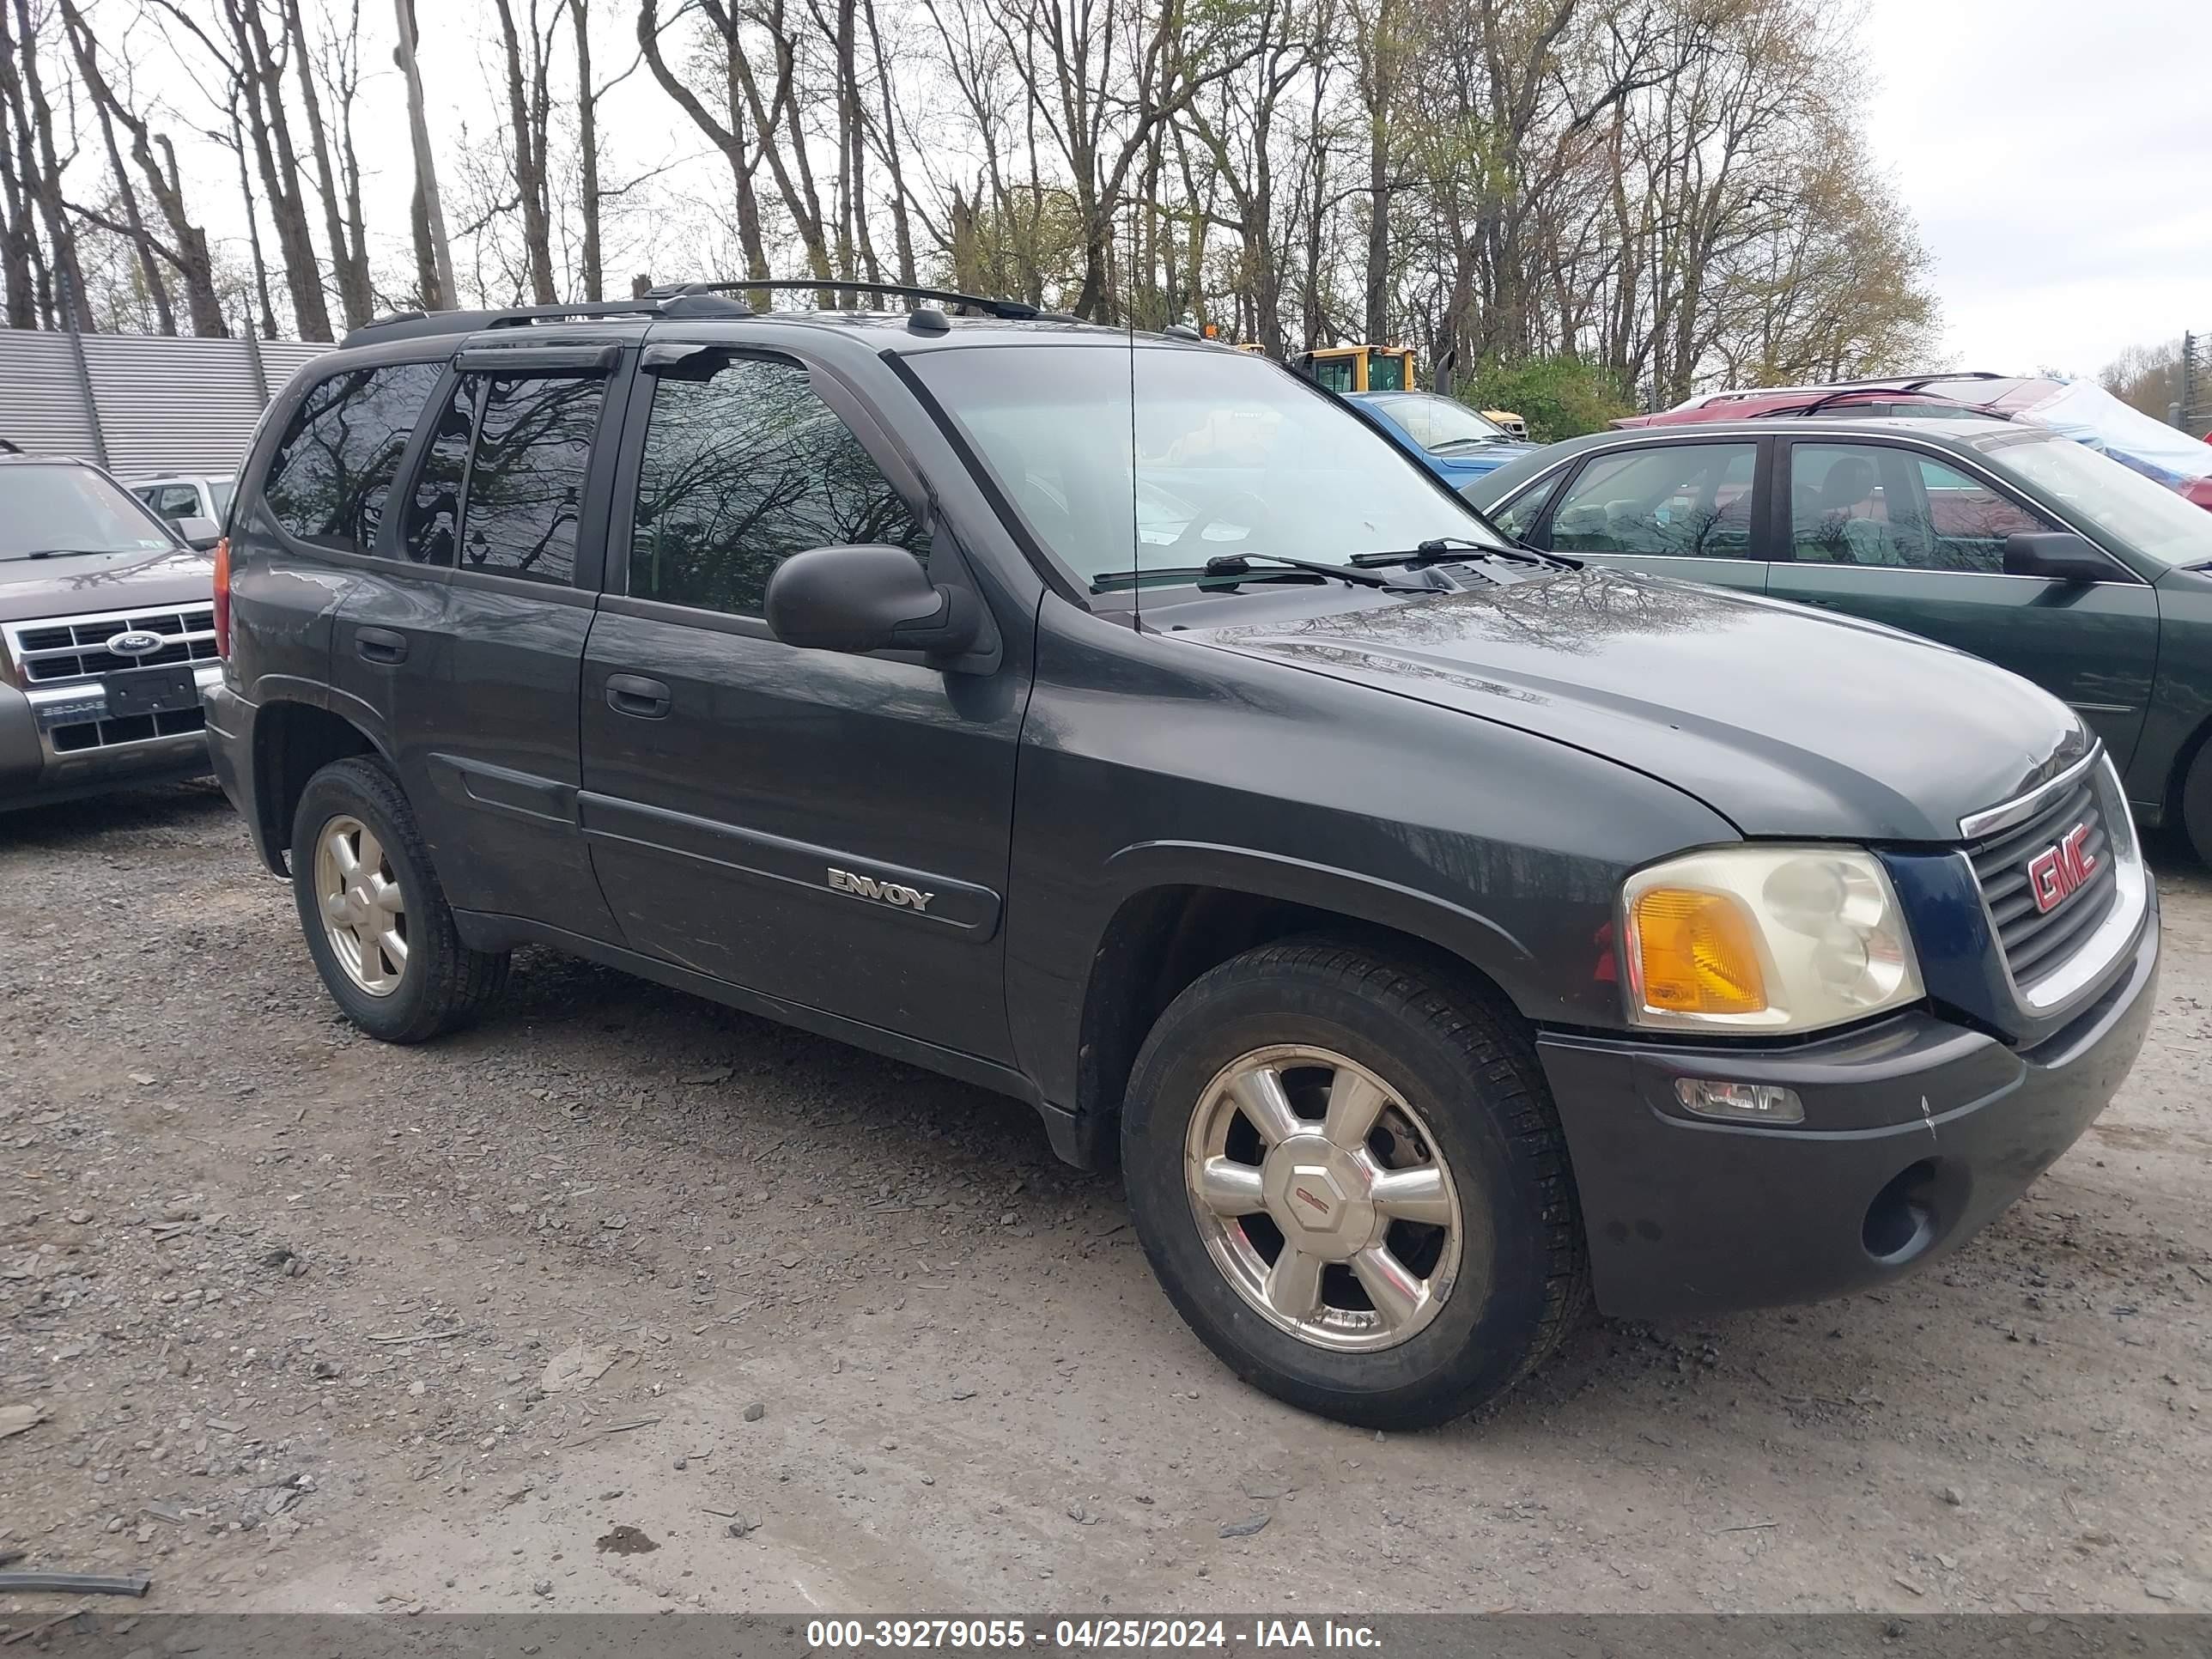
[289,756,509,1043]
[1120,936,1588,1429]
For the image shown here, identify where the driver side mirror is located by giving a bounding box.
[2002,531,2109,584]
[176,515,222,550]
[765,544,983,661]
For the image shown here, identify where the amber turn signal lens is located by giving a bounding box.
[1631,887,1768,1016]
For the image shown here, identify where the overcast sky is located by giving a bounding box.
[1860,0,2212,377]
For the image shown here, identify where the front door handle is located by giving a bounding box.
[356,626,409,664]
[605,673,672,719]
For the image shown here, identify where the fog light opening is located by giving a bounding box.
[1863,1158,1941,1264]
[1674,1078,1805,1125]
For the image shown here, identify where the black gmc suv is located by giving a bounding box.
[205,287,2160,1428]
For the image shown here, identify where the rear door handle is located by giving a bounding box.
[605,673,672,719]
[356,626,409,664]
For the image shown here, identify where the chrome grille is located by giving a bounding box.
[1966,765,2119,991]
[3,605,218,685]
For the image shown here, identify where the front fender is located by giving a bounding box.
[1102,839,1536,986]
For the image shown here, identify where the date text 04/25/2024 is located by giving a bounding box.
[805,1619,1383,1650]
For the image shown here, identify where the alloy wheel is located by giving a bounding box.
[1183,1044,1464,1352]
[313,813,408,997]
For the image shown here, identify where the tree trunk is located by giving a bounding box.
[225,0,333,340]
[395,0,456,309]
[638,0,770,306]
[6,0,93,330]
[282,0,371,327]
[570,0,602,301]
[860,0,917,288]
[493,0,557,305]
[0,112,33,327]
[228,90,279,340]
[88,73,177,333]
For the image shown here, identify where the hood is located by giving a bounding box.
[0,545,213,624]
[1194,568,2087,842]
[1425,444,1537,482]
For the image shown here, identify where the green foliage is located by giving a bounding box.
[1459,357,1635,444]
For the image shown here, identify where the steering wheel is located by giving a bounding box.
[1169,488,1273,551]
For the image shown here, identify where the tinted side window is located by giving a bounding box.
[1548,442,1756,557]
[459,376,605,585]
[629,356,926,617]
[404,379,476,567]
[262,362,441,554]
[1790,443,2040,570]
[1492,471,1564,543]
[1913,456,2052,573]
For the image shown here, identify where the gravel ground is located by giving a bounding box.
[2,780,2208,1619]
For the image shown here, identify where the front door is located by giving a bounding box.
[1764,440,2160,767]
[1528,437,1769,594]
[578,348,1025,1061]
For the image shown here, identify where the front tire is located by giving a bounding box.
[1121,937,1588,1429]
[289,756,509,1043]
[2182,743,2212,868]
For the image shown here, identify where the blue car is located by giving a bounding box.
[1348,390,1535,486]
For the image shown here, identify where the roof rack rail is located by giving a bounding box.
[339,294,750,349]
[646,277,1076,324]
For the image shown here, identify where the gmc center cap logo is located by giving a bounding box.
[2027,823,2097,915]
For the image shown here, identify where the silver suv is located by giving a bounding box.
[0,454,220,810]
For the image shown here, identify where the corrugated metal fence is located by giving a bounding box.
[0,327,331,478]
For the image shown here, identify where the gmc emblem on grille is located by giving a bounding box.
[2026,823,2097,915]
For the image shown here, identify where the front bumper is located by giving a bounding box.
[0,664,222,811]
[1536,889,2159,1320]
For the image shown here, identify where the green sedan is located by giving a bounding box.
[1462,415,2212,861]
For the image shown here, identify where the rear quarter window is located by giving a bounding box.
[261,362,442,555]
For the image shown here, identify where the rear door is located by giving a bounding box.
[1524,437,1770,593]
[1763,438,2160,766]
[368,343,629,936]
[249,355,445,758]
[578,344,1024,1061]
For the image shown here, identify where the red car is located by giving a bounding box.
[1619,374,2212,512]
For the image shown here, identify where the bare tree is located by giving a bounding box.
[569,0,602,300]
[58,0,228,335]
[636,0,774,302]
[278,0,371,326]
[493,0,558,303]
[6,0,94,328]
[395,0,457,308]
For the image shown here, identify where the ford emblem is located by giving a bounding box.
[106,629,165,658]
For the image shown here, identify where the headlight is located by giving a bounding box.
[1621,845,1923,1034]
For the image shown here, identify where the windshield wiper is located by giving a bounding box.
[1090,553,1426,593]
[3,547,128,562]
[1350,537,1580,573]
[1428,435,1513,454]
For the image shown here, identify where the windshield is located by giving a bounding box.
[1370,393,1510,452]
[210,478,236,517]
[1,464,174,560]
[909,343,1498,588]
[1986,435,2212,568]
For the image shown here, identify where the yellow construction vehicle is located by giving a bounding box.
[1293,345,1417,393]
